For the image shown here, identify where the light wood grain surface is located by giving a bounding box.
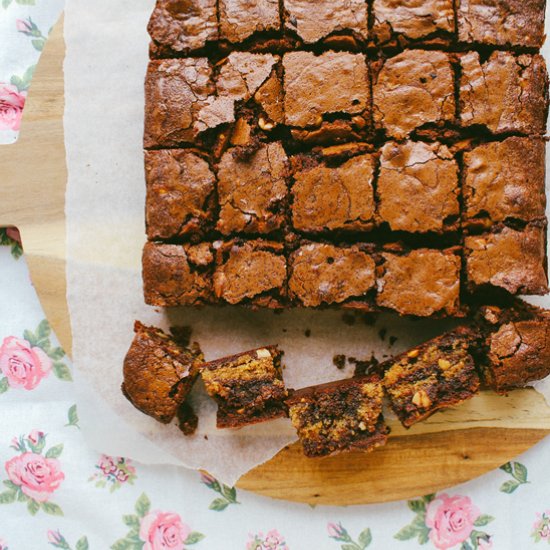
[1,18,550,506]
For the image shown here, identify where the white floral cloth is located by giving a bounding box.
[2,2,550,549]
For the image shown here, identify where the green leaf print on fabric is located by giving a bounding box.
[499,461,529,493]
[199,471,240,511]
[47,530,89,550]
[328,522,372,549]
[10,64,35,92]
[65,404,80,429]
[0,229,23,260]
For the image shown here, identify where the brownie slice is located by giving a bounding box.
[372,0,454,45]
[283,0,368,44]
[142,242,215,306]
[288,242,376,308]
[291,153,376,233]
[219,0,281,43]
[283,51,370,129]
[377,141,459,233]
[144,58,214,149]
[200,345,288,428]
[383,327,480,427]
[462,138,546,230]
[376,248,462,317]
[373,50,455,139]
[217,142,289,235]
[457,0,546,49]
[464,225,548,295]
[214,240,287,307]
[475,300,550,393]
[122,321,203,426]
[286,374,389,457]
[147,0,218,54]
[145,150,216,240]
[459,51,549,136]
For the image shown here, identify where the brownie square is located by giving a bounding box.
[219,0,281,43]
[373,50,455,139]
[214,240,287,307]
[457,0,546,49]
[145,150,216,240]
[291,154,376,233]
[459,52,549,136]
[383,327,480,428]
[201,345,288,428]
[147,0,218,54]
[377,248,461,317]
[122,321,203,424]
[144,58,214,149]
[283,51,369,128]
[142,242,215,306]
[217,142,289,235]
[283,0,368,44]
[372,0,454,44]
[464,225,549,295]
[288,242,376,307]
[287,374,389,457]
[475,301,550,393]
[463,137,546,229]
[377,141,459,233]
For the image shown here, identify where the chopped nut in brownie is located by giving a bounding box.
[214,240,287,307]
[459,51,549,136]
[464,225,549,295]
[287,374,389,457]
[219,0,281,43]
[200,345,288,428]
[462,137,546,229]
[291,154,376,233]
[377,248,462,317]
[377,141,459,233]
[373,50,455,139]
[122,321,203,426]
[383,327,480,427]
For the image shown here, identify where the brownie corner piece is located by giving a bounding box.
[200,345,288,428]
[122,321,203,424]
[457,0,546,49]
[287,375,389,458]
[142,242,216,306]
[383,327,480,428]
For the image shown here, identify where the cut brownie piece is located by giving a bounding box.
[457,0,546,49]
[377,141,459,233]
[372,0,454,44]
[383,327,480,428]
[147,0,218,54]
[219,0,281,43]
[283,0,368,44]
[464,225,548,295]
[463,138,546,229]
[288,242,376,307]
[122,321,203,425]
[145,150,216,240]
[200,345,287,428]
[144,58,214,149]
[475,300,550,393]
[376,248,461,317]
[291,153,376,233]
[142,242,215,306]
[214,240,287,307]
[373,50,455,139]
[459,51,549,136]
[283,51,369,128]
[286,374,389,457]
[217,142,289,235]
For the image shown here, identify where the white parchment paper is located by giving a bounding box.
[64,0,550,485]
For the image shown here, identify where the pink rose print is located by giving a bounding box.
[0,539,7,550]
[90,455,136,491]
[28,430,45,446]
[16,18,32,33]
[246,530,289,550]
[5,452,64,502]
[0,84,26,131]
[139,511,191,550]
[47,531,63,545]
[98,455,117,475]
[5,227,21,245]
[0,336,52,390]
[425,494,480,549]
[478,538,493,549]
[532,511,550,543]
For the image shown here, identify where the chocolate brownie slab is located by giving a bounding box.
[219,0,281,43]
[201,345,288,428]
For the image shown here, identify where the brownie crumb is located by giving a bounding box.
[177,402,198,436]
[332,354,347,370]
[378,328,387,341]
[349,354,380,377]
[389,335,398,347]
[169,325,193,348]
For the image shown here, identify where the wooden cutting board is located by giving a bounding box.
[2,18,550,506]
